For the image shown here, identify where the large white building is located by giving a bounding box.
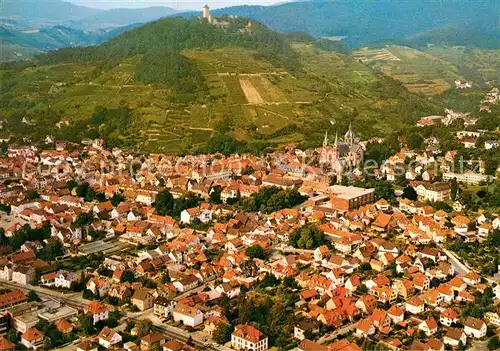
[410,181,451,202]
[443,171,493,185]
[231,324,268,351]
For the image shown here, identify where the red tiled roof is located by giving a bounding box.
[232,324,266,343]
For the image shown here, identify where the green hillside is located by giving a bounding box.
[0,17,443,155]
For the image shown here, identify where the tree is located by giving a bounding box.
[154,189,175,216]
[28,290,40,302]
[357,284,368,294]
[488,336,500,350]
[111,192,125,206]
[38,239,64,261]
[246,245,266,259]
[75,182,90,198]
[432,201,453,212]
[407,133,424,150]
[27,191,40,200]
[121,270,136,283]
[79,314,95,336]
[213,323,234,344]
[209,185,223,204]
[241,165,254,175]
[451,177,459,200]
[371,180,396,203]
[135,319,153,338]
[0,228,7,245]
[290,223,325,249]
[5,329,18,343]
[402,186,418,201]
[66,180,77,191]
[341,175,349,186]
[74,212,94,227]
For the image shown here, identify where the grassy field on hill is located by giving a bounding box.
[353,45,500,94]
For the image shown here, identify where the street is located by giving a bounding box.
[441,247,471,276]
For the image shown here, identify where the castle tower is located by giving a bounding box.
[202,5,210,20]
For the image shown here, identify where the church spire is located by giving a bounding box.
[323,130,328,148]
[334,132,338,146]
[345,121,356,146]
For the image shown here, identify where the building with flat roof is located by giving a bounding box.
[327,185,375,211]
[443,171,494,185]
[38,305,78,323]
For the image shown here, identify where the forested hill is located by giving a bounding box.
[32,17,300,93]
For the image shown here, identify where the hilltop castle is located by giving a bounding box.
[202,5,231,28]
[320,123,364,180]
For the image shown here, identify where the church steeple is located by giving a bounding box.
[345,122,356,146]
[334,132,338,146]
[323,130,329,148]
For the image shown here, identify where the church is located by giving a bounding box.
[320,123,364,179]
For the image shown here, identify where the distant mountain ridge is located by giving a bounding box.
[1,0,498,62]
[1,0,178,28]
[1,0,176,61]
[182,0,499,48]
[0,23,141,62]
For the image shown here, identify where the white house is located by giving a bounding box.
[443,171,492,185]
[405,296,425,314]
[464,318,487,339]
[153,296,175,319]
[172,276,199,293]
[440,308,459,327]
[180,208,212,224]
[98,327,122,349]
[55,270,80,289]
[231,324,268,351]
[387,306,404,324]
[216,282,241,299]
[21,328,44,350]
[173,304,203,327]
[444,328,467,347]
[12,265,36,285]
[419,317,438,336]
[84,301,109,325]
[0,264,12,281]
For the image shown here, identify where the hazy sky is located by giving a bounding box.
[69,0,289,11]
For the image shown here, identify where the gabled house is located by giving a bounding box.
[131,288,155,311]
[444,328,467,347]
[419,317,438,336]
[83,301,109,325]
[98,327,122,349]
[464,317,487,339]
